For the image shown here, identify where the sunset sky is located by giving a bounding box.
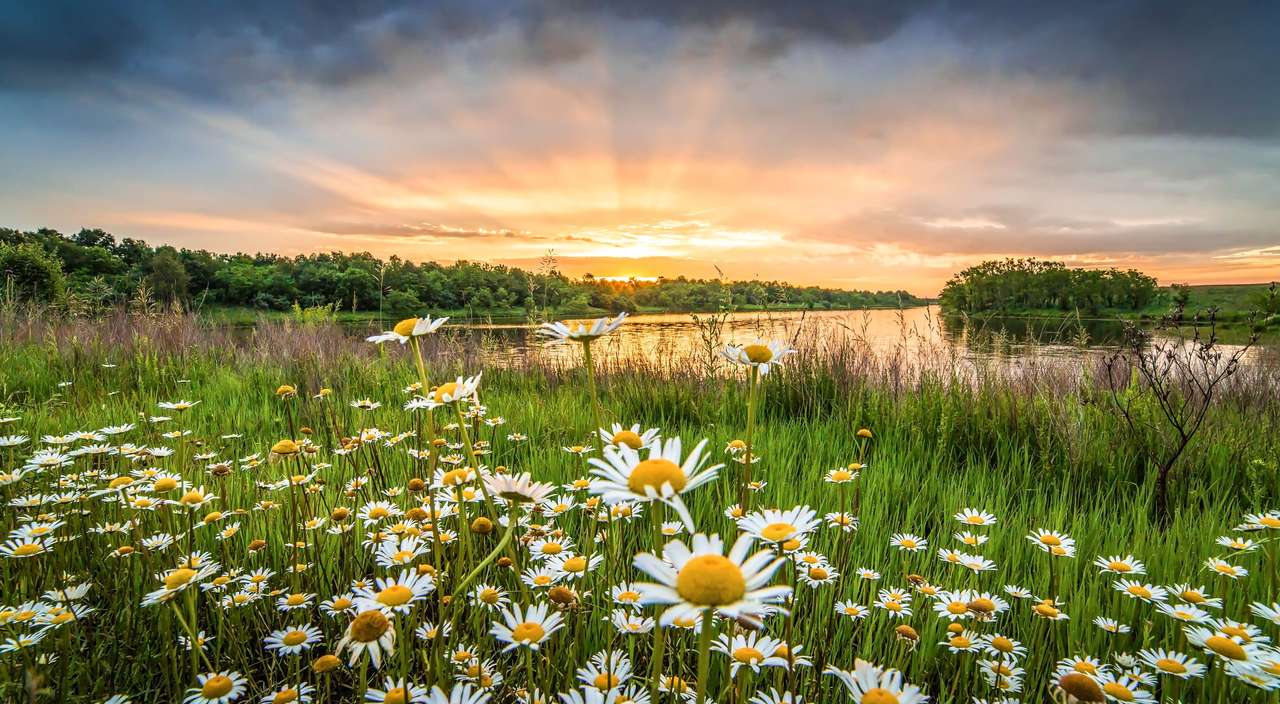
[2,2,1278,295]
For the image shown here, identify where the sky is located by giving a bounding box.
[1,2,1278,296]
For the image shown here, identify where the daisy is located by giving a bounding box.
[366,678,430,704]
[576,650,633,690]
[184,671,247,704]
[336,610,396,668]
[1204,558,1248,579]
[798,563,839,587]
[587,437,720,528]
[824,466,858,483]
[631,532,791,625]
[484,472,556,504]
[521,567,560,590]
[955,508,997,527]
[599,423,659,451]
[1170,583,1222,609]
[259,683,314,704]
[889,533,927,552]
[1216,535,1259,552]
[366,316,449,344]
[264,624,322,655]
[720,339,795,375]
[954,531,988,548]
[538,314,628,344]
[1251,602,1280,626]
[355,570,435,614]
[738,506,820,546]
[1114,580,1167,603]
[1094,555,1146,575]
[1027,529,1075,556]
[609,610,655,635]
[1185,625,1270,667]
[1095,673,1154,702]
[469,584,510,611]
[1136,649,1206,679]
[824,660,928,704]
[549,553,603,581]
[1155,602,1211,624]
[982,633,1027,661]
[713,632,788,675]
[835,601,869,620]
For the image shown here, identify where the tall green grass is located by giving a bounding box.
[1,313,1278,702]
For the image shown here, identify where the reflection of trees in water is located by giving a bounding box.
[939,312,1126,354]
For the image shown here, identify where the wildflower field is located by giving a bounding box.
[2,311,1279,704]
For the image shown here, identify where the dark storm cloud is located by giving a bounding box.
[2,1,1277,136]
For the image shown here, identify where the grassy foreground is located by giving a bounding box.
[1,312,1279,703]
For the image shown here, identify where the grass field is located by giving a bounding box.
[2,311,1279,703]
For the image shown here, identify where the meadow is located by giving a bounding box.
[2,309,1279,703]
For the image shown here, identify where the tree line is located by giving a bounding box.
[938,258,1161,314]
[0,227,925,317]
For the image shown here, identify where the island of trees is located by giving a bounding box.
[0,227,926,318]
[938,258,1162,315]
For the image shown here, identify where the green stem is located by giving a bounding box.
[695,608,715,704]
[583,341,604,456]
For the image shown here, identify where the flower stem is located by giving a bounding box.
[695,608,715,704]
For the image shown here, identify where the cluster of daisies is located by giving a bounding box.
[0,312,1277,704]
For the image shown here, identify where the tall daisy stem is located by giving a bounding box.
[695,607,715,704]
[582,341,604,456]
[740,366,760,509]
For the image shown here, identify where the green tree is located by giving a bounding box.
[144,248,191,304]
[0,242,66,303]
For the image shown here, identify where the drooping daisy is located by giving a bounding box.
[490,601,565,652]
[1251,601,1280,626]
[336,610,396,668]
[1094,617,1131,634]
[631,532,791,624]
[609,609,655,635]
[184,671,247,704]
[823,660,929,704]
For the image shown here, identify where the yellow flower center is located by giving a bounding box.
[884,600,902,612]
[109,476,134,489]
[1213,563,1237,575]
[153,477,177,492]
[394,318,418,337]
[1155,658,1186,674]
[1205,636,1247,660]
[1222,624,1250,640]
[830,469,853,481]
[1039,534,1061,546]
[285,594,306,606]
[201,675,234,699]
[808,567,829,580]
[272,439,299,455]
[1260,516,1280,528]
[1108,561,1132,572]
[282,630,308,646]
[743,344,773,363]
[511,621,545,643]
[331,598,352,610]
[611,430,644,449]
[273,688,299,703]
[377,585,414,607]
[1102,683,1135,701]
[431,382,459,403]
[383,687,408,704]
[561,556,587,573]
[533,575,553,586]
[1059,673,1104,702]
[949,636,972,649]
[732,647,764,663]
[627,459,687,494]
[969,598,996,614]
[1034,604,1060,618]
[675,555,746,606]
[479,588,501,604]
[899,539,917,549]
[861,689,900,704]
[990,636,1014,652]
[180,490,204,505]
[593,673,620,690]
[1073,661,1098,674]
[164,568,197,590]
[349,610,390,642]
[760,522,796,542]
[540,542,564,555]
[1126,585,1152,599]
[12,543,41,557]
